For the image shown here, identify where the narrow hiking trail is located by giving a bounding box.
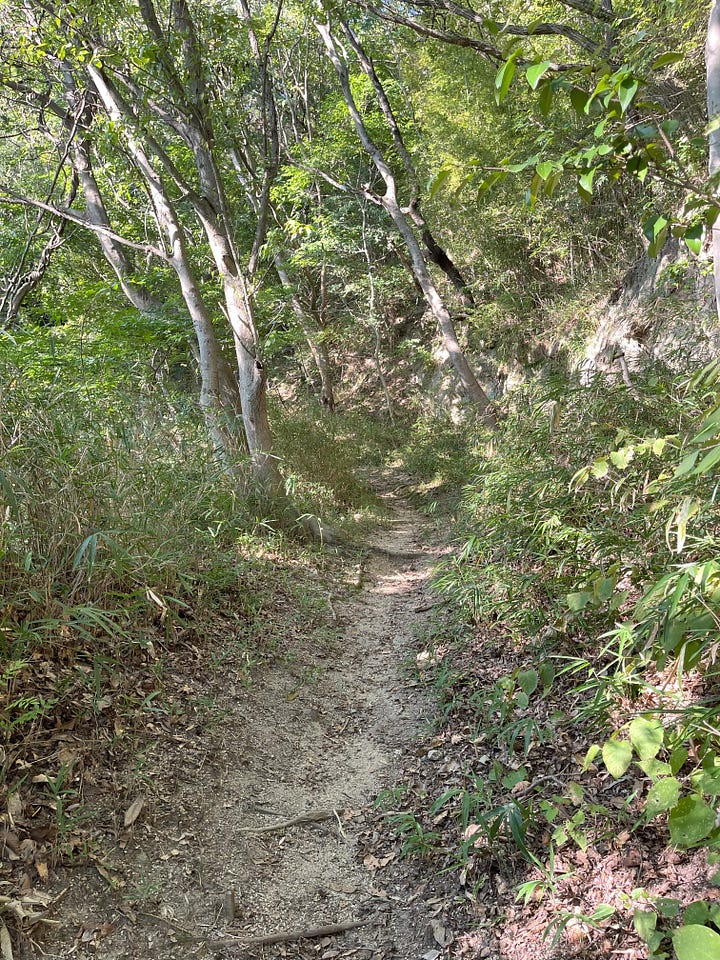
[37,487,447,960]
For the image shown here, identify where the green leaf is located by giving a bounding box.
[495,54,518,105]
[651,51,683,69]
[668,796,717,847]
[539,661,555,687]
[578,168,596,195]
[684,222,704,256]
[675,449,699,478]
[618,77,639,113]
[610,446,634,469]
[428,166,451,198]
[582,744,601,771]
[526,60,552,90]
[670,746,689,775]
[693,443,720,476]
[517,669,539,696]
[672,924,720,960]
[684,902,711,926]
[567,591,593,612]
[633,908,657,943]
[602,739,632,779]
[657,897,680,918]
[570,86,589,115]
[538,82,554,115]
[591,458,609,478]
[639,758,672,778]
[535,160,555,180]
[645,777,680,818]
[644,214,669,257]
[629,717,664,760]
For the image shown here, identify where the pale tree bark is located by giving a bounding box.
[707,0,720,322]
[124,0,281,489]
[316,19,495,422]
[85,66,245,465]
[339,19,476,309]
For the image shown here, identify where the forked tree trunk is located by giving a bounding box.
[707,0,720,322]
[87,65,246,466]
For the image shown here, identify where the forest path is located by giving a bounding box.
[39,483,445,960]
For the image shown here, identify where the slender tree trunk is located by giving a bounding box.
[707,0,720,322]
[87,66,246,466]
[274,256,335,411]
[317,20,495,423]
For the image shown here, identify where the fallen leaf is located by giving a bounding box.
[431,917,453,947]
[0,922,13,960]
[123,796,145,828]
[7,792,22,823]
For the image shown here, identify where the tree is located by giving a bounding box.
[316,13,496,421]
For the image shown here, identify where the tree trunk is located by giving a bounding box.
[707,0,720,322]
[274,256,335,411]
[317,20,495,423]
[87,65,246,466]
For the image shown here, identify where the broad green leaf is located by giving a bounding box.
[629,716,664,759]
[668,796,717,847]
[652,438,667,456]
[684,902,711,926]
[639,758,672,778]
[693,443,720,476]
[602,739,632,779]
[567,591,593,612]
[657,897,680,917]
[591,458,609,478]
[517,669,539,696]
[610,446,634,469]
[538,82,554,115]
[578,168,596,195]
[633,908,657,942]
[539,661,555,687]
[685,222,704,256]
[582,744,601,771]
[570,86,589,115]
[651,51,683,69]
[535,160,554,180]
[526,60,551,89]
[644,214,669,257]
[674,449,699,478]
[618,77,639,113]
[670,746,689,775]
[645,777,680,818]
[495,55,518,105]
[673,924,720,960]
[428,166,451,198]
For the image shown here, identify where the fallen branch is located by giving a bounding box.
[210,919,369,949]
[237,809,336,834]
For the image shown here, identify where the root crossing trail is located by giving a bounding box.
[40,489,444,960]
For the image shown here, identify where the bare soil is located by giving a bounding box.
[24,488,445,959]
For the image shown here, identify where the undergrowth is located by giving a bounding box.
[382,365,720,959]
[0,323,385,914]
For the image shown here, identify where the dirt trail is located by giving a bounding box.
[37,488,444,959]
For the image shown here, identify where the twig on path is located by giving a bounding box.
[210,919,370,949]
[237,809,336,835]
